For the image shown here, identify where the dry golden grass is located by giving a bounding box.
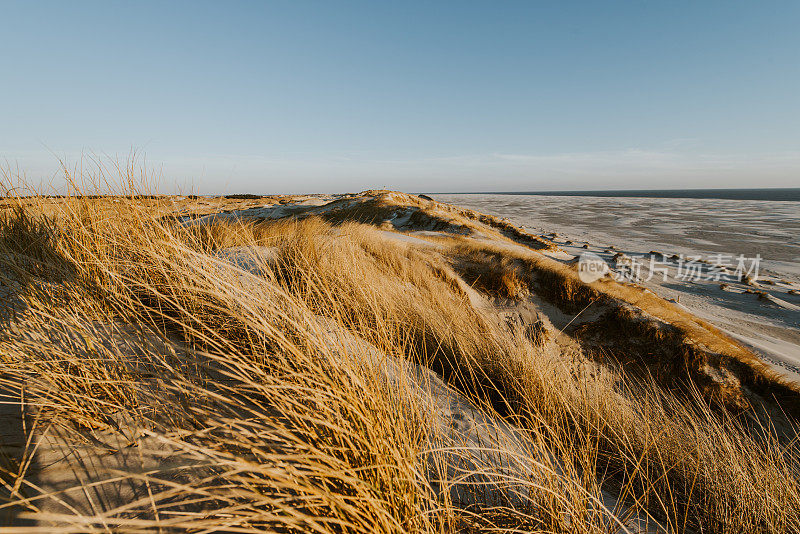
[0,195,613,532]
[1,179,799,533]
[0,203,438,532]
[231,218,800,534]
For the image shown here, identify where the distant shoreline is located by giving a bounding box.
[432,188,800,202]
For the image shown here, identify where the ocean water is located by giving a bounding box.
[452,188,800,202]
[432,193,800,278]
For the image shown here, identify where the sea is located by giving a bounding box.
[448,188,800,202]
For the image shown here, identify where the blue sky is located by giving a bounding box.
[2,1,799,194]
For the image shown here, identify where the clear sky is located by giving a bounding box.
[2,1,799,194]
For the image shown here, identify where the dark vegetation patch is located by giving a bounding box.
[449,250,527,300]
[224,193,263,199]
[0,208,76,283]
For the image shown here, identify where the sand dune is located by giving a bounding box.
[2,190,798,533]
